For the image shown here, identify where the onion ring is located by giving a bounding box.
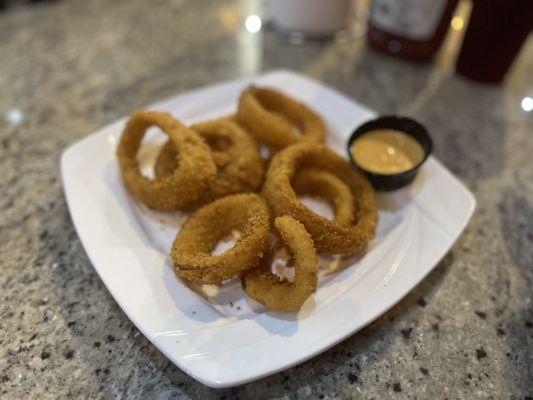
[292,168,356,226]
[236,86,327,150]
[116,110,216,211]
[262,142,378,254]
[155,118,264,206]
[171,193,270,284]
[242,215,318,312]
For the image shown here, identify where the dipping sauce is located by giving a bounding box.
[350,129,425,175]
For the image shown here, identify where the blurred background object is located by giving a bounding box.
[455,0,533,84]
[264,0,532,85]
[269,0,355,39]
[0,0,58,11]
[366,0,459,61]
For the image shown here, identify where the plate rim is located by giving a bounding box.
[61,70,476,388]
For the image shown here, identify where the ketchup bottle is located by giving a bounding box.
[455,0,533,84]
[367,0,458,62]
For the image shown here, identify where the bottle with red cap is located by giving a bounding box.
[367,0,459,62]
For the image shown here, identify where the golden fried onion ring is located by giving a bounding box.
[236,86,326,150]
[242,215,318,312]
[262,143,378,254]
[292,168,356,226]
[116,110,216,211]
[155,118,263,206]
[171,193,270,284]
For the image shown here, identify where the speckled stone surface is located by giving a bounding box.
[1,0,532,399]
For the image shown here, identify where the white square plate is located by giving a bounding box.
[61,70,475,388]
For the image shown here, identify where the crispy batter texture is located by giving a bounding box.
[116,110,216,211]
[236,86,326,150]
[242,216,318,312]
[155,117,264,207]
[292,168,356,226]
[262,142,378,254]
[171,193,270,284]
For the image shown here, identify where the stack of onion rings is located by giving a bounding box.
[237,86,327,150]
[171,193,270,284]
[116,110,216,211]
[262,142,378,254]
[242,215,318,312]
[155,117,264,207]
[116,86,378,312]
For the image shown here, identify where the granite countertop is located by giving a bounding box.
[1,0,532,398]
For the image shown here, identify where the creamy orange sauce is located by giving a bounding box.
[351,129,424,174]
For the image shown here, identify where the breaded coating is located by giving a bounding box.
[242,216,318,312]
[262,142,378,254]
[116,110,216,211]
[236,86,326,150]
[292,167,356,226]
[172,193,270,284]
[155,117,264,207]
